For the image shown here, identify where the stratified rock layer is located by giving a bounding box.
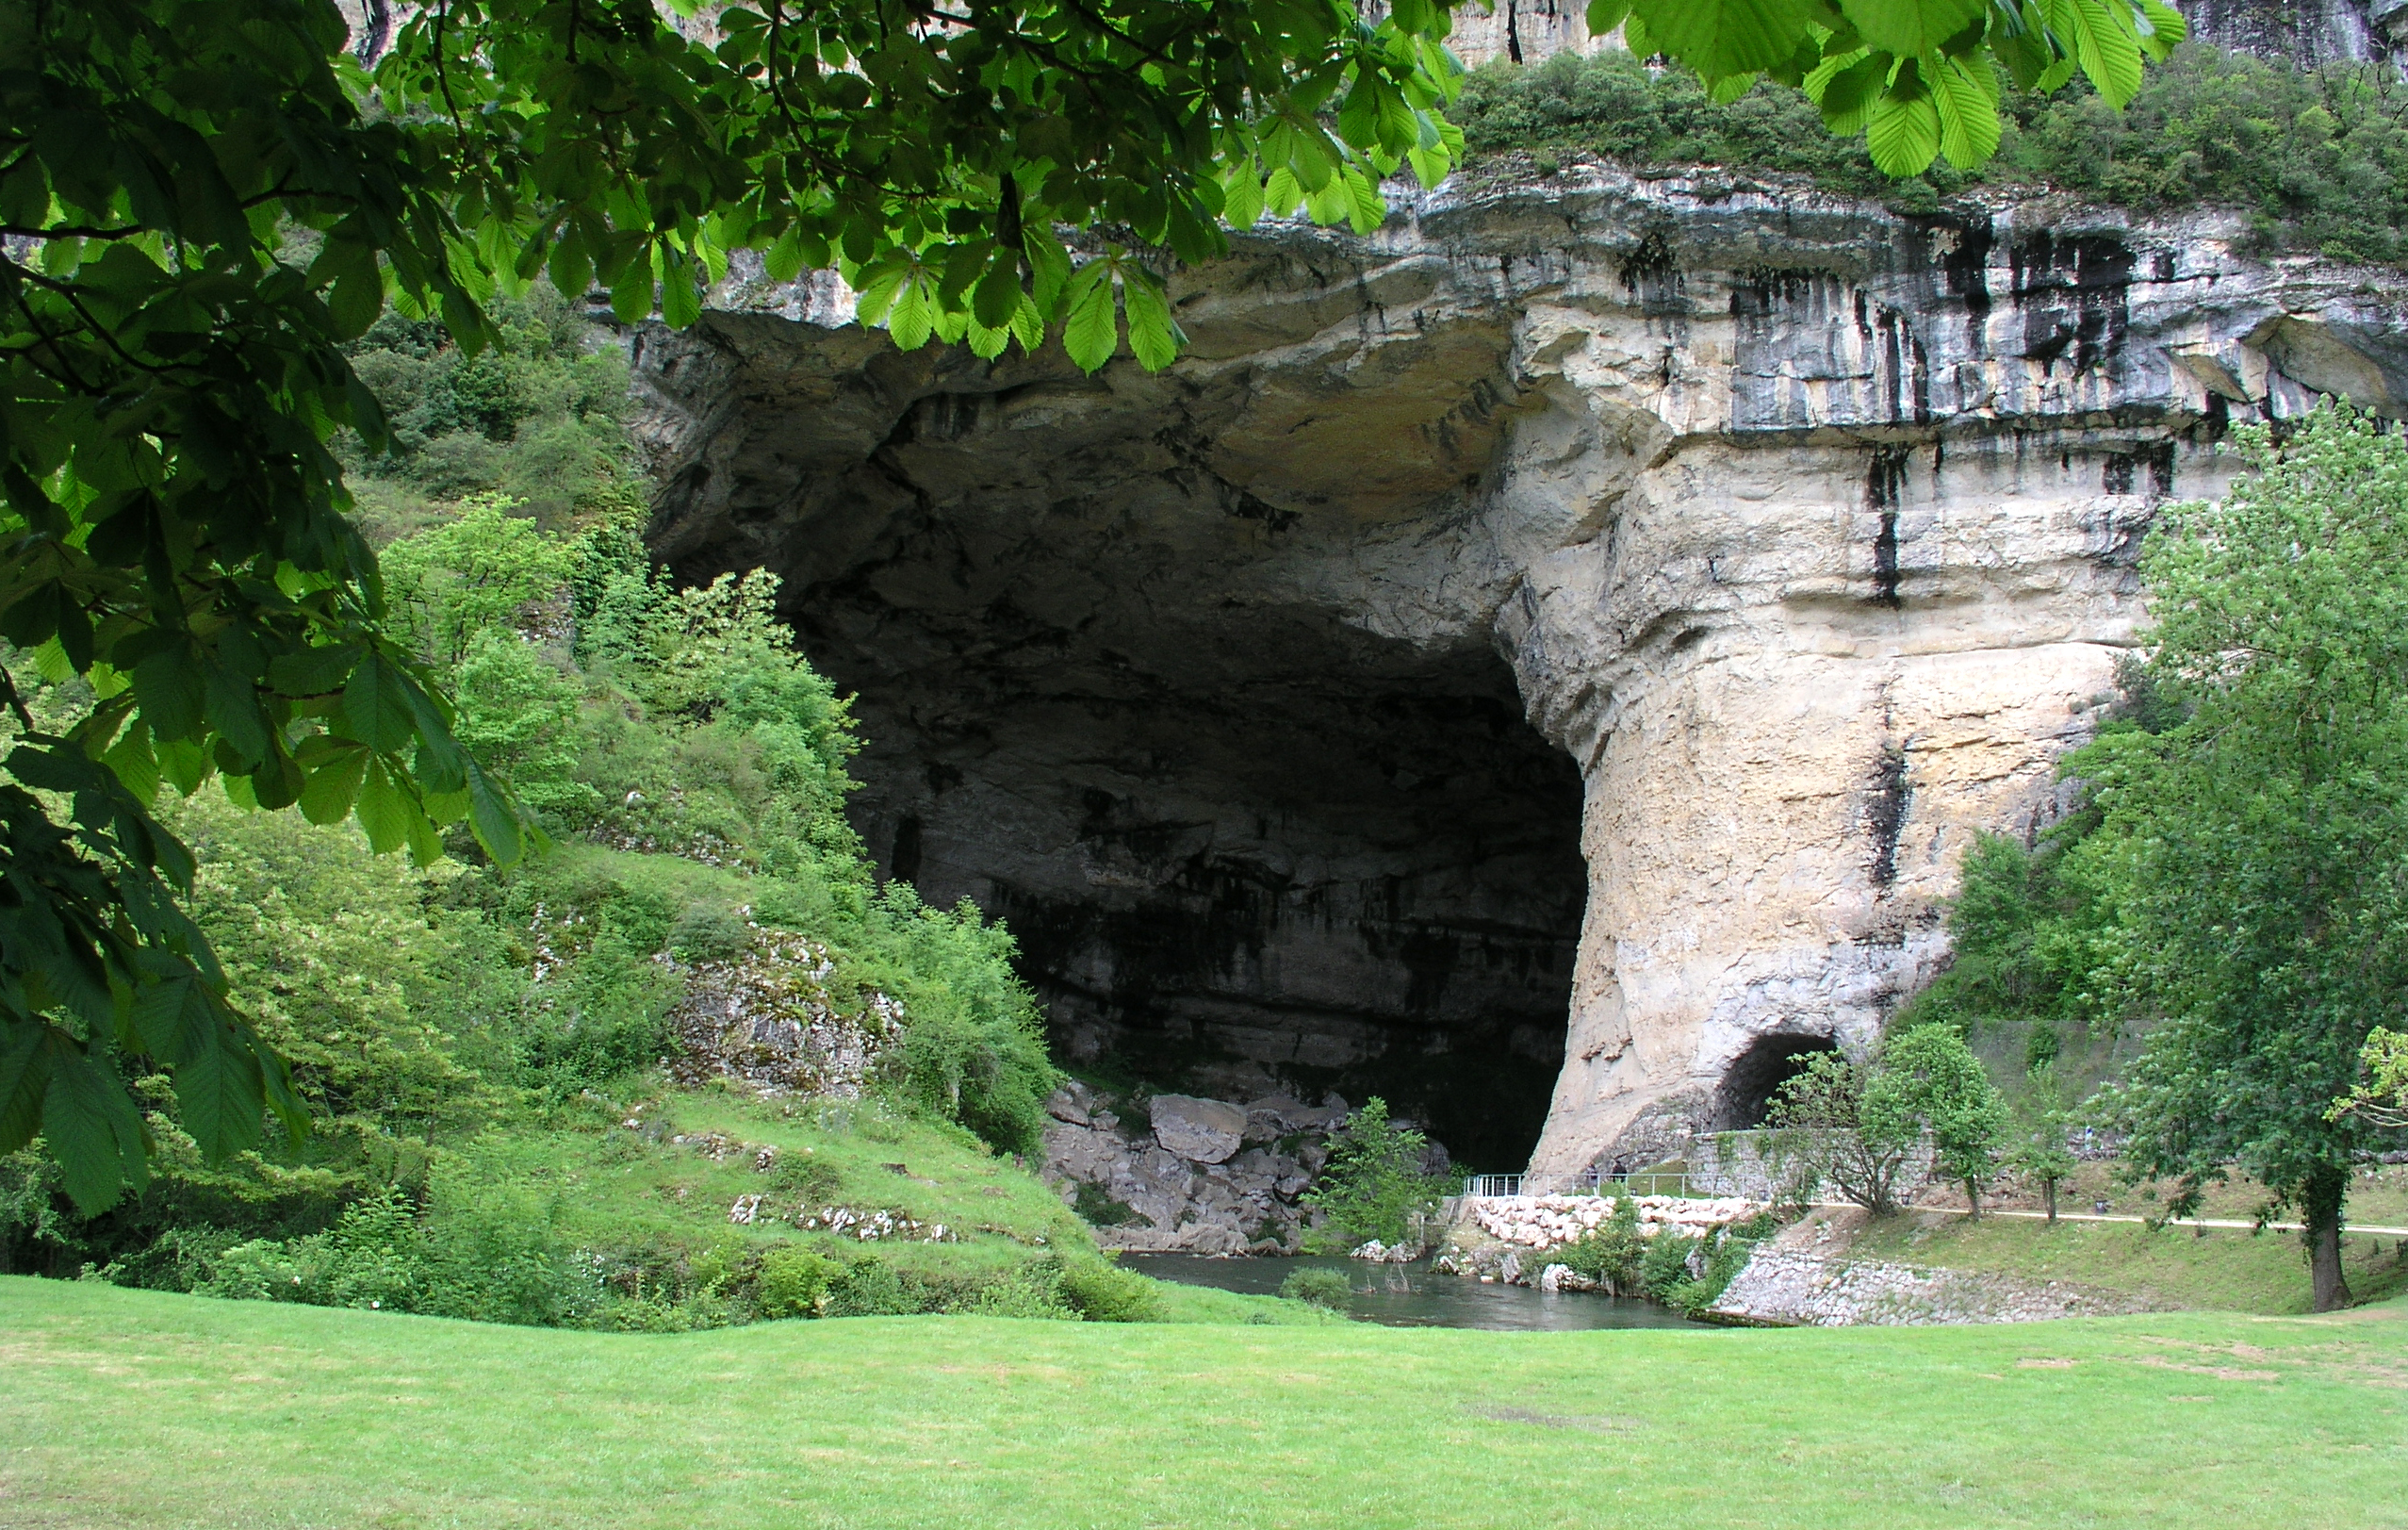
[634,168,2408,1184]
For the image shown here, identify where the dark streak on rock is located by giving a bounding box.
[1866,444,1910,609]
[1863,741,1910,895]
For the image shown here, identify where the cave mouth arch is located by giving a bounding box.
[823,617,1591,1175]
[631,296,1591,1171]
[1712,1033,1843,1132]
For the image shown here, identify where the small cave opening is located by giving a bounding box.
[1711,1033,1843,1132]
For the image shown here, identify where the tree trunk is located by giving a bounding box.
[1963,1177,1981,1221]
[2043,1177,2057,1226]
[2302,1166,2353,1313]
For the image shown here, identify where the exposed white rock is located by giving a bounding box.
[1150,1094,1249,1164]
[638,163,2408,1182]
[1466,1193,1764,1247]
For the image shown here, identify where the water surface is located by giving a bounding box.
[1127,1252,1701,1331]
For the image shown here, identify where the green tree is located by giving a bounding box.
[1763,1051,1917,1213]
[0,0,2181,1210]
[2005,1062,2078,1223]
[2080,408,2408,1311]
[1765,1028,2004,1214]
[380,494,577,672]
[450,632,597,822]
[1895,826,2123,1051]
[1302,1096,1450,1250]
[1876,1024,2007,1218]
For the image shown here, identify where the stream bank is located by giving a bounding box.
[1124,1253,1698,1331]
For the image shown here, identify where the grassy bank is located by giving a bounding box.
[1831,1208,2408,1317]
[1,1278,2402,1528]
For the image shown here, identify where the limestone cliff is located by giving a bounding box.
[632,170,2408,1185]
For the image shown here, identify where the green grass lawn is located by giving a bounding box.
[3,1278,2402,1529]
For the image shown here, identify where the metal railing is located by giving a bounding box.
[1611,1170,1695,1197]
[1456,1168,1703,1200]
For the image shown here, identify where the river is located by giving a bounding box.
[1125,1253,1702,1331]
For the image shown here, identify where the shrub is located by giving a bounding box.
[1278,1267,1353,1311]
[970,1262,1082,1320]
[1638,1230,1701,1302]
[826,1257,919,1317]
[755,1247,842,1319]
[1554,1197,1648,1294]
[1072,1181,1144,1227]
[767,1157,844,1207]
[1301,1098,1454,1252]
[1057,1257,1167,1322]
[667,902,753,964]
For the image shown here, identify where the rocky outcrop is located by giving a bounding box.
[529,907,900,1098]
[1148,1095,1249,1165]
[634,161,2408,1185]
[1037,1083,1353,1253]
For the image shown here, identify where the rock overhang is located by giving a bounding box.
[632,168,2408,1181]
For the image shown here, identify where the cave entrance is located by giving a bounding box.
[811,600,1589,1173]
[1712,1033,1843,1131]
[637,311,1590,1171]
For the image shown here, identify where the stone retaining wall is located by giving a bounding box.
[1708,1246,2156,1325]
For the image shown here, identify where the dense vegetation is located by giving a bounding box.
[0,304,1091,1329]
[1760,1026,2007,1217]
[1454,43,2408,266]
[1552,1197,1785,1315]
[2,0,1479,1215]
[1298,1097,1457,1252]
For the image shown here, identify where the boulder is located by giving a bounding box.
[1243,1093,1350,1142]
[1150,1094,1247,1163]
[1044,1080,1096,1127]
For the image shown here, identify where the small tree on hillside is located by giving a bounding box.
[1876,1027,2008,1220]
[2006,1064,2081,1225]
[1763,1053,1920,1215]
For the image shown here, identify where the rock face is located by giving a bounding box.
[1037,1082,1349,1253]
[634,165,2408,1187]
[1149,1095,1250,1165]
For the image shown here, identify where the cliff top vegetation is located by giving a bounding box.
[1452,42,2408,267]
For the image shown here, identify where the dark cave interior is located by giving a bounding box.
[815,611,1590,1174]
[1710,1033,1844,1133]
[638,304,1586,1170]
